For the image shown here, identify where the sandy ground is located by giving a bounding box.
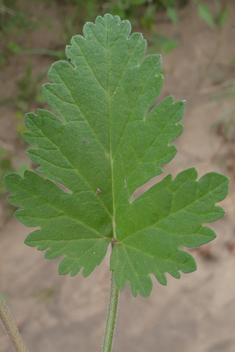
[1,2,235,352]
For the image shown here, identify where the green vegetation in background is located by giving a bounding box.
[0,0,230,66]
[48,0,229,30]
[0,148,12,195]
[0,0,230,37]
[197,0,229,29]
[14,60,47,112]
[148,33,179,53]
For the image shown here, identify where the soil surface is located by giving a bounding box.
[1,2,235,352]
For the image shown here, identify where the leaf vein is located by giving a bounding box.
[127,179,227,238]
[127,104,182,181]
[54,68,108,153]
[113,57,161,158]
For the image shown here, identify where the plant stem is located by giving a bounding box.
[102,271,119,352]
[0,294,28,352]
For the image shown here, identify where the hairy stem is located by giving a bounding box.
[0,294,28,352]
[102,271,119,352]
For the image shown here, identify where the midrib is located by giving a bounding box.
[106,18,117,240]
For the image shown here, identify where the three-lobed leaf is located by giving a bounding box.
[5,14,229,297]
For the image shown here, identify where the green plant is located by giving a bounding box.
[13,111,28,141]
[195,0,229,29]
[0,147,12,195]
[14,60,48,113]
[105,0,179,27]
[140,3,157,29]
[2,14,229,352]
[0,1,36,36]
[148,33,179,53]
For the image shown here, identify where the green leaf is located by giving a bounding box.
[149,34,178,54]
[111,168,228,296]
[166,7,178,24]
[5,14,229,297]
[129,0,146,4]
[198,3,215,28]
[7,41,22,54]
[141,4,157,29]
[218,11,229,28]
